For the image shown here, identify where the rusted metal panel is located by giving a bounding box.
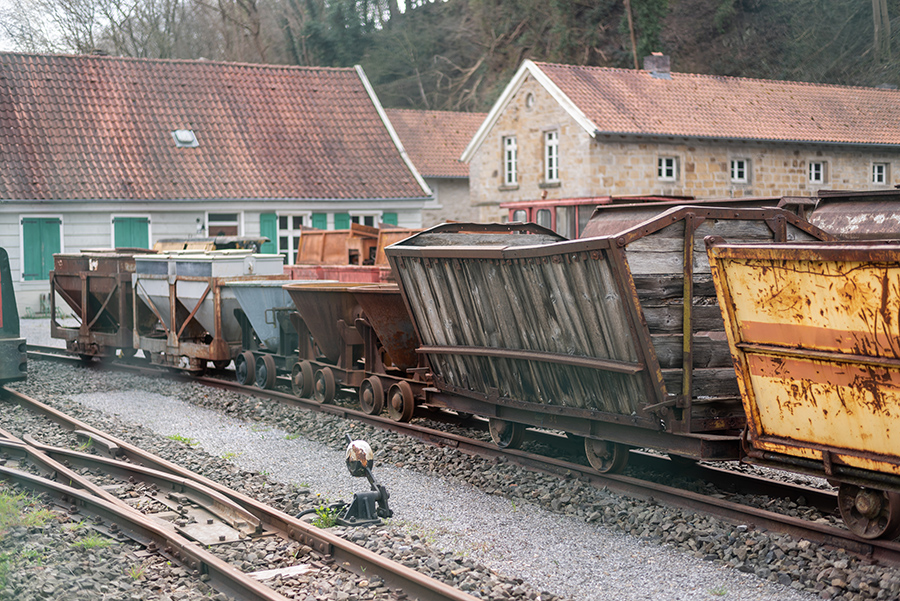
[50,249,157,356]
[296,224,379,266]
[283,282,365,366]
[387,208,831,437]
[351,284,419,371]
[809,190,900,239]
[707,240,900,479]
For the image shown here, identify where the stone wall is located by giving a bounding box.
[469,72,900,221]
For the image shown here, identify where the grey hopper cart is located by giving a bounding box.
[133,251,285,372]
[226,280,320,389]
[385,209,833,472]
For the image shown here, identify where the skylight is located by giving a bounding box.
[172,129,198,148]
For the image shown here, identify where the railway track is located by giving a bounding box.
[23,344,900,568]
[0,383,482,601]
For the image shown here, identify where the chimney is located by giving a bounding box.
[643,53,671,79]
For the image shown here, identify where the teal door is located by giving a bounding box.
[259,213,277,254]
[113,217,149,248]
[22,217,61,280]
[334,213,350,229]
[311,213,327,229]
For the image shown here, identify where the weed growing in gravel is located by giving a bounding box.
[77,437,93,451]
[166,434,198,446]
[312,503,339,528]
[222,451,242,461]
[20,549,44,565]
[0,489,54,530]
[128,564,146,580]
[251,424,270,433]
[0,553,9,589]
[709,586,728,596]
[285,433,301,440]
[64,519,87,531]
[71,533,112,550]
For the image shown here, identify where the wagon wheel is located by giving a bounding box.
[584,438,629,474]
[359,377,384,415]
[313,367,336,404]
[387,381,415,422]
[488,418,524,450]
[291,361,314,398]
[235,351,255,385]
[838,483,900,540]
[255,354,277,390]
[212,359,231,370]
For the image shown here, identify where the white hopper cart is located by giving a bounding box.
[132,251,285,372]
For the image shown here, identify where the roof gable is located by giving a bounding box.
[0,52,430,201]
[462,59,900,161]
[385,108,485,178]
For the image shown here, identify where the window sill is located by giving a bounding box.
[539,181,561,189]
[498,184,519,191]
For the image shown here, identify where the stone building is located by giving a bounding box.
[385,108,485,226]
[0,52,431,312]
[461,55,900,222]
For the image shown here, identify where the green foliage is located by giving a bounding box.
[71,533,112,550]
[311,503,339,528]
[0,489,54,532]
[166,434,198,446]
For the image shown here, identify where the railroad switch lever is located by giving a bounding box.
[335,435,392,527]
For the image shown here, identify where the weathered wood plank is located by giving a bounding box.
[643,304,726,333]
[662,367,741,398]
[651,333,733,368]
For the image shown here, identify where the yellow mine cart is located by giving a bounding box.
[707,238,900,540]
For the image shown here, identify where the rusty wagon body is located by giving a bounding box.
[707,238,900,539]
[50,249,157,359]
[385,207,832,470]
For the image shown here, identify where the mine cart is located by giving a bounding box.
[351,283,428,422]
[296,223,380,266]
[0,248,26,383]
[132,251,284,372]
[50,249,157,360]
[284,226,418,283]
[283,282,369,403]
[385,210,832,472]
[807,189,900,239]
[227,280,317,389]
[707,238,900,540]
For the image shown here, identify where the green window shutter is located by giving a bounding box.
[22,217,60,281]
[382,212,398,226]
[334,212,350,230]
[311,213,327,229]
[259,213,277,254]
[114,217,149,249]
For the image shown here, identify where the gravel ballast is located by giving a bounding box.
[12,318,900,601]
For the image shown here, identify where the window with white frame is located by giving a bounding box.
[809,161,827,184]
[873,163,889,185]
[278,214,308,265]
[658,156,678,181]
[350,214,379,227]
[544,130,559,183]
[207,212,241,236]
[503,136,518,186]
[730,159,750,183]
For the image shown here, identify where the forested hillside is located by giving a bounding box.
[2,0,898,111]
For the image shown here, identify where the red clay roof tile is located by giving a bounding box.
[0,52,427,201]
[534,61,900,145]
[385,108,485,178]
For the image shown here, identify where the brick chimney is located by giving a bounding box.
[643,53,671,79]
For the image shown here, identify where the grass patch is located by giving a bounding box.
[311,503,339,528]
[285,433,301,440]
[221,452,242,461]
[0,489,54,532]
[709,586,728,597]
[128,564,145,580]
[165,434,198,447]
[71,533,112,550]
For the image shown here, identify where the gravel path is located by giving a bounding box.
[14,318,899,601]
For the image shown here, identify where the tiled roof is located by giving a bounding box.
[0,52,429,201]
[385,108,485,178]
[533,61,900,145]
